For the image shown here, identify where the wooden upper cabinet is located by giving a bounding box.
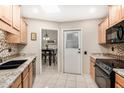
[0,5,12,26]
[98,17,108,44]
[109,5,121,27]
[20,18,27,44]
[121,5,124,19]
[12,5,21,31]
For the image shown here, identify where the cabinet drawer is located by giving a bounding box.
[115,82,122,88]
[115,74,124,87]
[22,67,29,78]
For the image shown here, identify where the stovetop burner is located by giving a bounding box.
[95,59,124,75]
[97,59,124,68]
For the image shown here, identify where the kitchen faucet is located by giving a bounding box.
[0,48,12,63]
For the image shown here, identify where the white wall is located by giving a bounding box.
[59,19,108,74]
[19,18,108,75]
[19,19,59,74]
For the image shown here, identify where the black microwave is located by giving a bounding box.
[106,20,124,44]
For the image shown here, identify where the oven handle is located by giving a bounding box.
[96,75,110,79]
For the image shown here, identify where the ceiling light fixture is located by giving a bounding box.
[89,7,96,13]
[43,31,50,41]
[32,7,39,14]
[41,5,60,13]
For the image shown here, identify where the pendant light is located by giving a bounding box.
[43,31,50,40]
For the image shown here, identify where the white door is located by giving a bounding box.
[64,30,81,74]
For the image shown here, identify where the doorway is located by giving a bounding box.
[63,30,82,74]
[41,29,58,72]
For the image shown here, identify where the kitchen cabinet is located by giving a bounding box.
[20,18,27,44]
[90,57,95,80]
[115,74,124,88]
[98,17,108,44]
[23,73,29,88]
[9,58,35,88]
[115,82,122,88]
[0,5,12,26]
[12,5,21,31]
[10,75,22,88]
[6,31,20,43]
[121,5,124,19]
[0,20,12,33]
[109,5,121,27]
[6,18,27,44]
[29,63,33,88]
[22,67,29,88]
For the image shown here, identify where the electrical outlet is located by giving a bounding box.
[8,48,12,52]
[111,47,114,51]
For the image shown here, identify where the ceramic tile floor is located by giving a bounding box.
[33,64,98,88]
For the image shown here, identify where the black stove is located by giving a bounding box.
[95,59,124,88]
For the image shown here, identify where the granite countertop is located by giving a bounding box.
[91,53,116,60]
[113,68,124,78]
[0,54,36,88]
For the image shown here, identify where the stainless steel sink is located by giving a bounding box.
[0,59,27,70]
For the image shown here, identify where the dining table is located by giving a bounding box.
[42,49,56,66]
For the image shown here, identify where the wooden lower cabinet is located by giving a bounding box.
[18,83,22,88]
[10,62,33,88]
[29,63,33,88]
[10,75,22,88]
[22,67,29,88]
[90,57,95,80]
[115,82,122,88]
[115,74,124,88]
[23,72,29,88]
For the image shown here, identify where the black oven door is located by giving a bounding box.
[95,66,111,88]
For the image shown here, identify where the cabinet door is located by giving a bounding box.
[29,66,33,88]
[102,18,108,43]
[115,83,122,88]
[23,73,29,88]
[115,74,124,87]
[90,57,95,80]
[10,75,22,88]
[121,5,124,19]
[90,62,95,80]
[98,23,102,44]
[98,18,108,44]
[20,18,27,44]
[109,5,121,27]
[18,84,22,88]
[13,5,21,31]
[0,5,12,26]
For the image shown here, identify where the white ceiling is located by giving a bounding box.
[21,5,108,22]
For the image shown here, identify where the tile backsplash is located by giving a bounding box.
[107,44,124,56]
[0,30,18,58]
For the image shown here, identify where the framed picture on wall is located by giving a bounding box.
[31,32,37,41]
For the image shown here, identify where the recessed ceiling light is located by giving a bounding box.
[89,7,96,13]
[32,7,39,14]
[41,5,60,13]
